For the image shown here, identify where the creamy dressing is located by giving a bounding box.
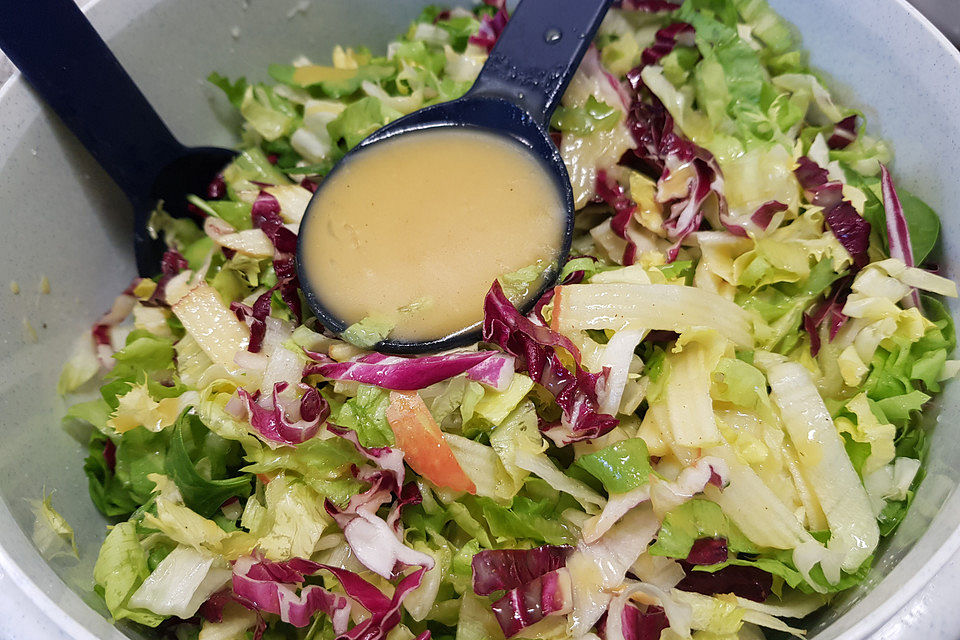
[299,128,566,341]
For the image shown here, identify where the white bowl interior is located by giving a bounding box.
[0,0,958,638]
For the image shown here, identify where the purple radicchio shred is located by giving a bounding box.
[615,0,681,10]
[793,156,871,269]
[751,200,788,231]
[236,382,328,445]
[641,22,695,67]
[676,561,773,603]
[802,273,854,356]
[229,555,426,638]
[482,280,618,446]
[596,604,671,640]
[472,545,574,596]
[880,163,922,308]
[206,173,227,199]
[231,286,277,353]
[621,73,728,259]
[827,115,858,150]
[531,255,596,323]
[685,538,730,565]
[490,569,572,638]
[249,190,303,322]
[468,0,508,52]
[596,169,640,265]
[304,351,511,391]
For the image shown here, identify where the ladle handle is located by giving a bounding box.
[468,0,615,126]
[0,0,185,204]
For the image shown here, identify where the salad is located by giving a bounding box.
[52,0,959,639]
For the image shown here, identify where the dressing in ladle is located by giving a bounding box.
[298,128,566,342]
[295,0,614,352]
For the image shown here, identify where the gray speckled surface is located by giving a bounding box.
[1,1,960,639]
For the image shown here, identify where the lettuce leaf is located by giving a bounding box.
[575,438,652,494]
[648,499,757,559]
[164,413,252,518]
[94,522,165,626]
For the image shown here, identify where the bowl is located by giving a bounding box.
[0,0,958,638]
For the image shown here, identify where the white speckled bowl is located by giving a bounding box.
[0,0,958,638]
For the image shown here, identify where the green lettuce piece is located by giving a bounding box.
[208,72,248,109]
[147,206,205,254]
[711,357,774,419]
[186,195,253,231]
[327,96,402,150]
[239,84,299,142]
[575,438,652,494]
[550,96,621,135]
[873,390,930,423]
[110,331,176,379]
[863,296,953,423]
[740,258,839,353]
[66,398,113,434]
[342,315,395,348]
[661,46,701,87]
[476,495,576,546]
[648,499,757,559]
[392,40,446,74]
[334,384,396,447]
[31,493,78,560]
[85,432,141,518]
[841,432,872,479]
[164,414,252,518]
[93,522,165,626]
[450,538,482,594]
[242,437,363,504]
[222,147,291,196]
[732,0,794,53]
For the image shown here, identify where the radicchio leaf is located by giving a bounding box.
[232,556,351,632]
[468,2,508,52]
[641,23,695,67]
[236,382,327,445]
[827,115,858,150]
[596,170,640,265]
[880,163,921,308]
[92,288,138,367]
[490,568,574,638]
[685,538,729,565]
[615,0,681,10]
[305,351,515,391]
[794,156,871,268]
[251,190,302,322]
[472,545,573,595]
[622,81,726,260]
[675,561,773,603]
[597,604,670,640]
[231,286,276,353]
[749,200,789,233]
[231,556,430,639]
[802,274,853,356]
[327,424,406,491]
[482,280,618,446]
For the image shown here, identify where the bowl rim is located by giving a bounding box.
[0,0,959,638]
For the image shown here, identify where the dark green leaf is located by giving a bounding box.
[164,412,252,518]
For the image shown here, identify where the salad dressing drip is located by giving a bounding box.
[299,128,566,341]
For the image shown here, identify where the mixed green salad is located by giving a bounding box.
[52,0,959,639]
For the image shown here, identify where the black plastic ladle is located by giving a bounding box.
[0,0,235,277]
[298,0,614,354]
